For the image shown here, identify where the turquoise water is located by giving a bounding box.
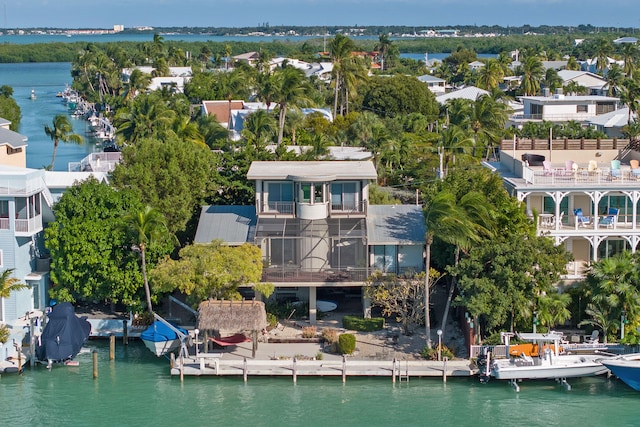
[0,62,99,170]
[0,341,638,426]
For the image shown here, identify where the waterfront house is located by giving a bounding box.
[417,74,447,95]
[488,138,639,281]
[194,160,426,323]
[557,70,607,95]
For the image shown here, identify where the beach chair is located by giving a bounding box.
[610,160,621,179]
[631,160,640,179]
[588,160,599,174]
[574,208,591,228]
[563,160,575,176]
[542,161,553,176]
[599,207,619,228]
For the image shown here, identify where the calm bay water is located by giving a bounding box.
[0,341,638,426]
[0,62,99,171]
[1,58,639,427]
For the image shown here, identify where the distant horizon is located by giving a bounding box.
[3,1,639,30]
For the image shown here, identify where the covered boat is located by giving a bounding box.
[35,302,91,365]
[600,354,640,391]
[141,319,188,357]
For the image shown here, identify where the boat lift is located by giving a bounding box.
[152,312,191,359]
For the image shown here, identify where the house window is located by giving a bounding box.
[266,182,293,212]
[300,183,324,204]
[331,182,358,210]
[7,146,22,155]
[596,102,615,115]
[373,245,397,273]
[576,105,588,113]
[269,238,296,266]
[597,238,629,260]
[530,104,542,118]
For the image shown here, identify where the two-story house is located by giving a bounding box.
[194,161,426,323]
[488,138,639,281]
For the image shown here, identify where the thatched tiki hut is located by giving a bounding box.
[197,299,268,358]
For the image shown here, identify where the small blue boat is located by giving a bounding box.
[140,320,188,357]
[601,354,640,391]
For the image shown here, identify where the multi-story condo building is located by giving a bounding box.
[489,137,637,281]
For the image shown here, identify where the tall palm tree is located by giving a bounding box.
[438,125,475,176]
[467,94,510,159]
[537,291,572,330]
[374,34,393,71]
[621,43,639,78]
[620,77,640,123]
[423,191,477,348]
[44,115,83,170]
[542,68,563,93]
[521,56,544,96]
[0,269,26,299]
[114,93,175,144]
[272,66,311,145]
[594,38,612,75]
[476,59,504,91]
[329,34,356,119]
[124,206,169,314]
[124,69,152,101]
[605,64,624,96]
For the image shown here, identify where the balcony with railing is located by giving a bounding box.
[330,200,367,217]
[261,265,421,284]
[258,201,295,216]
[15,214,43,235]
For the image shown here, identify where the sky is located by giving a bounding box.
[5,0,640,29]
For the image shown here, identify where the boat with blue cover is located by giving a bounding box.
[140,316,188,357]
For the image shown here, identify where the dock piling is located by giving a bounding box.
[109,334,115,360]
[92,349,98,379]
[122,320,128,345]
[443,357,448,383]
[29,317,36,367]
[243,358,248,383]
[342,355,346,383]
[293,357,297,383]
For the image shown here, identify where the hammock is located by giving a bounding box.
[208,333,251,347]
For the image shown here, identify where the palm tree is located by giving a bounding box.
[242,109,277,146]
[594,38,612,75]
[124,69,152,101]
[0,269,26,299]
[620,77,640,124]
[423,191,478,348]
[537,291,572,330]
[621,43,638,78]
[588,252,640,322]
[467,94,510,159]
[124,206,169,314]
[114,93,175,144]
[579,302,615,344]
[521,56,544,96]
[566,56,581,71]
[605,64,624,96]
[476,59,504,91]
[542,68,563,93]
[438,125,475,176]
[329,34,356,119]
[44,115,83,170]
[374,34,393,71]
[272,66,311,145]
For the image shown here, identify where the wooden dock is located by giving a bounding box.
[170,354,476,382]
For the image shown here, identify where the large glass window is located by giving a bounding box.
[373,245,397,273]
[331,182,358,210]
[266,182,293,212]
[270,238,296,266]
[300,183,324,204]
[597,238,629,260]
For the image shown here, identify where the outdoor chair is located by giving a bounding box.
[599,207,619,228]
[588,160,599,174]
[631,160,640,179]
[610,159,621,179]
[542,161,553,176]
[563,160,575,176]
[584,330,600,344]
[574,208,591,228]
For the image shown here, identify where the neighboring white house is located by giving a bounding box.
[511,94,619,125]
[436,86,489,105]
[557,70,607,95]
[417,74,447,95]
[121,66,192,94]
[588,108,635,138]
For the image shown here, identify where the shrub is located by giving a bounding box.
[0,324,9,344]
[342,315,385,332]
[266,312,278,328]
[321,327,340,344]
[302,326,317,338]
[338,333,356,354]
[421,344,454,360]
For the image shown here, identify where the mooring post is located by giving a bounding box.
[342,355,346,383]
[122,320,128,345]
[29,317,36,367]
[17,344,22,373]
[92,349,98,379]
[392,358,397,383]
[293,357,297,384]
[180,352,184,382]
[170,352,175,369]
[109,334,115,360]
[243,358,248,383]
[443,357,448,383]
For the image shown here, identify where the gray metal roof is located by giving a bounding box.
[194,205,257,245]
[366,205,426,245]
[0,127,28,148]
[247,161,378,181]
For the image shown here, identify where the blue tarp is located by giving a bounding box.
[35,302,91,363]
[140,320,187,343]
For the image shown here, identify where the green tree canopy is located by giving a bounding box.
[44,178,167,308]
[361,75,439,120]
[0,86,21,130]
[150,241,263,307]
[110,137,220,236]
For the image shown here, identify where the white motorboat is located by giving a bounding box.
[478,332,610,390]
